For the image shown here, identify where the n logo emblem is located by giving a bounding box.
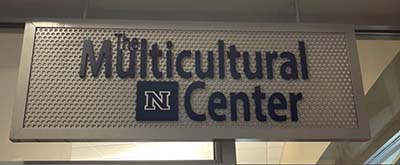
[136,81,179,121]
[144,91,171,111]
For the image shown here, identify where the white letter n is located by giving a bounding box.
[144,91,171,111]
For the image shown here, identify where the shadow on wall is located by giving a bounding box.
[318,50,400,164]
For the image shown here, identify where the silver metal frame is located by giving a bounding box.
[10,20,370,142]
[355,25,400,40]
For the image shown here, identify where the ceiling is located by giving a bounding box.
[0,0,399,25]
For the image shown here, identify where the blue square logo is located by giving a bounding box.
[136,81,179,121]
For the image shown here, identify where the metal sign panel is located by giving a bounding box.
[10,21,369,142]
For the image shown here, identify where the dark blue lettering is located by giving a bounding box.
[243,51,263,79]
[116,37,137,78]
[195,51,214,79]
[176,51,192,78]
[280,52,299,80]
[266,51,278,79]
[228,45,241,79]
[299,41,309,79]
[185,81,206,121]
[218,40,225,79]
[268,92,288,122]
[252,86,267,121]
[150,43,163,78]
[140,39,148,78]
[79,40,112,78]
[289,93,302,121]
[208,92,227,121]
[230,92,250,121]
[166,41,173,78]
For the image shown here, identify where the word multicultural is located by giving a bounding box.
[79,34,310,122]
[80,34,309,80]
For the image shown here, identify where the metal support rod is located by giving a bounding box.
[294,0,301,23]
[215,139,237,165]
[82,0,89,19]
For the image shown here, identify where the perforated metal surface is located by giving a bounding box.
[23,26,357,129]
[9,21,370,141]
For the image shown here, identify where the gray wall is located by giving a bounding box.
[0,0,399,25]
[0,31,71,161]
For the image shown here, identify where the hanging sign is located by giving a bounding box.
[11,21,369,141]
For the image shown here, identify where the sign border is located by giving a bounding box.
[10,20,369,142]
